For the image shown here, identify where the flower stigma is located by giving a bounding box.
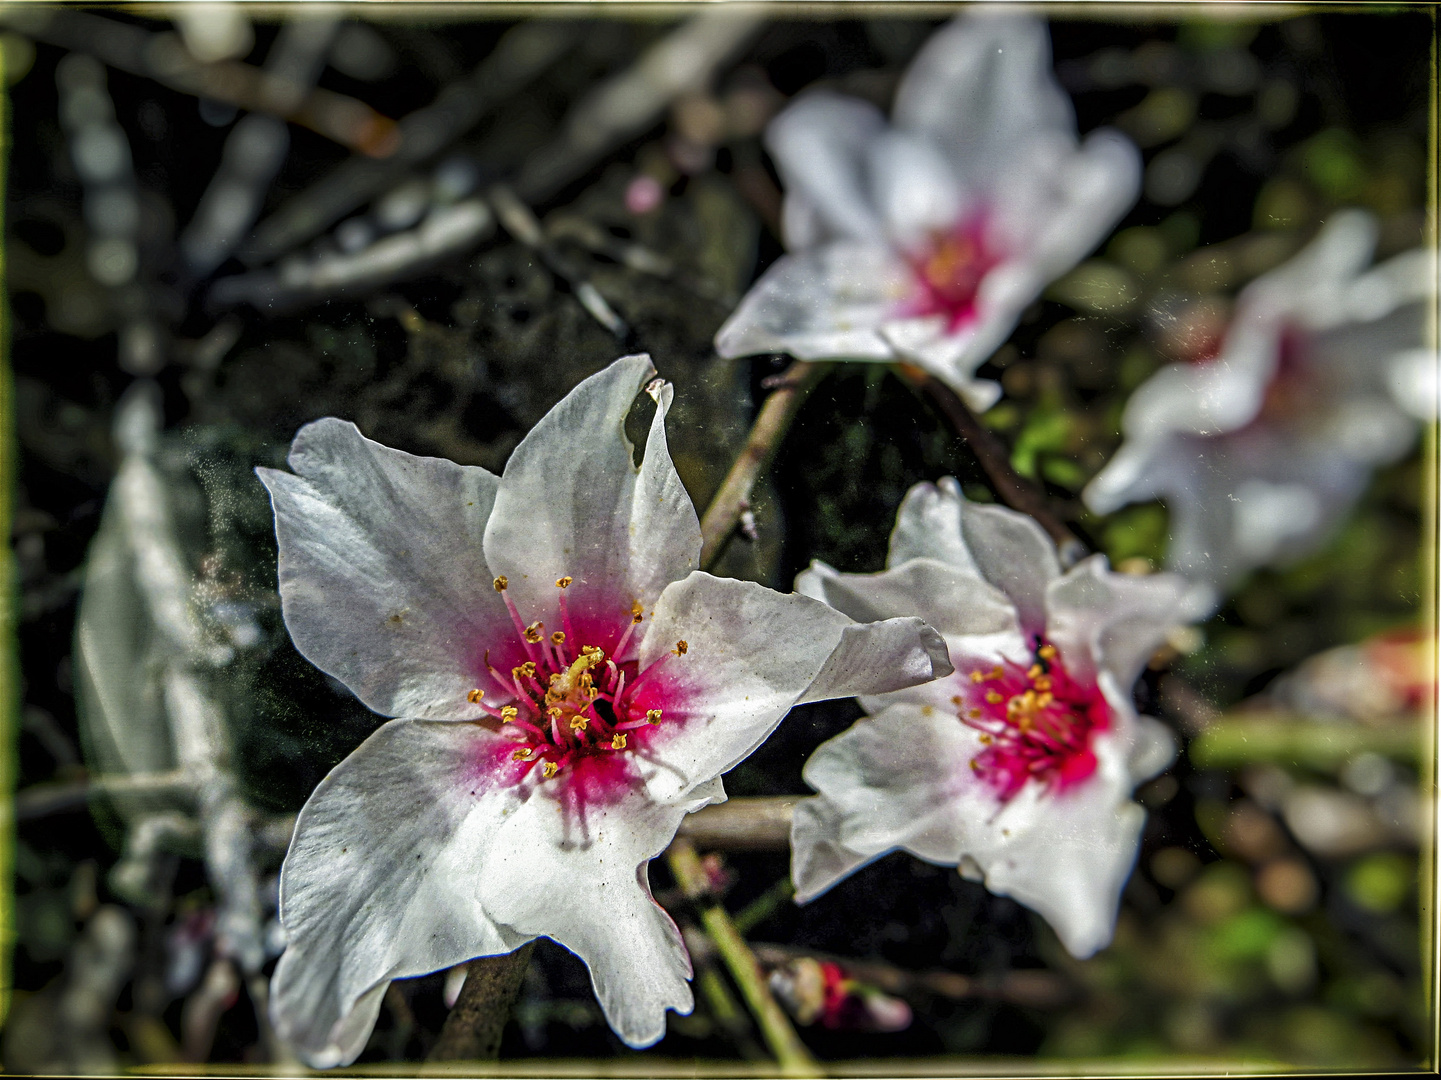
[959,639,1109,801]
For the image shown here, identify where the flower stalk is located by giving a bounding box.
[699,360,831,570]
[666,840,821,1077]
[427,943,536,1062]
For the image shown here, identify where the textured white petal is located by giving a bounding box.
[794,558,1017,640]
[886,318,1008,412]
[765,91,888,246]
[1045,555,1207,687]
[637,572,938,803]
[713,244,910,362]
[483,355,700,631]
[791,796,875,904]
[887,477,977,571]
[1244,210,1378,329]
[257,419,506,720]
[958,500,1061,635]
[1129,713,1179,786]
[1388,348,1439,421]
[476,781,720,1048]
[270,719,530,1067]
[892,14,1074,191]
[865,129,964,247]
[799,616,953,704]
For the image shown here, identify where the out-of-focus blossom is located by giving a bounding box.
[791,479,1208,957]
[1084,211,1436,603]
[257,355,951,1066]
[715,14,1141,410]
[769,956,912,1033]
[1265,627,1436,726]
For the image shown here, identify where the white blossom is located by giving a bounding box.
[1084,210,1435,603]
[791,479,1207,957]
[714,13,1141,410]
[256,355,951,1066]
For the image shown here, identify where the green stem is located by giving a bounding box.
[1188,714,1420,771]
[667,841,822,1077]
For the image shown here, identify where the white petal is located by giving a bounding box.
[794,557,1017,640]
[1243,210,1378,328]
[483,355,700,630]
[270,719,529,1067]
[879,314,1012,410]
[765,91,888,245]
[802,704,979,866]
[887,477,977,571]
[1388,348,1439,421]
[790,795,875,903]
[637,573,943,803]
[476,782,717,1048]
[958,500,1061,636]
[257,419,506,720]
[864,130,964,248]
[893,14,1074,190]
[798,616,954,704]
[1045,555,1207,688]
[713,244,910,362]
[1129,713,1178,786]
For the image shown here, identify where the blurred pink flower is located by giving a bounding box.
[715,14,1141,410]
[1084,210,1435,603]
[790,479,1207,958]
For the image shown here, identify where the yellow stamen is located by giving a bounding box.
[985,690,1003,704]
[515,661,536,678]
[675,640,688,656]
[990,665,1003,679]
[970,670,985,684]
[1038,644,1057,660]
[548,706,564,719]
[512,747,533,760]
[968,708,982,719]
[524,622,544,643]
[467,688,484,703]
[611,733,628,750]
[1027,664,1042,680]
[570,715,588,732]
[542,761,558,778]
[951,695,964,706]
[551,631,566,646]
[501,706,518,722]
[493,576,508,591]
[1034,676,1052,691]
[631,600,644,624]
[646,708,663,724]
[556,576,573,588]
[581,645,603,657]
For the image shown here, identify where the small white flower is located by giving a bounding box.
[1084,210,1435,603]
[714,14,1141,410]
[791,478,1208,958]
[257,355,951,1066]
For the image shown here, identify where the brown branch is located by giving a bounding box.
[897,365,1084,557]
[427,943,536,1062]
[675,795,797,851]
[699,361,831,571]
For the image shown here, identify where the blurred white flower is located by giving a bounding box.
[257,355,950,1066]
[1084,210,1436,603]
[715,14,1141,410]
[791,479,1207,958]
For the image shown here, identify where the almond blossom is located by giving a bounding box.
[714,13,1141,410]
[256,355,951,1066]
[790,479,1207,958]
[1084,210,1435,603]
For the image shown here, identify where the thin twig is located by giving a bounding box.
[675,795,797,851]
[427,943,537,1062]
[16,769,197,820]
[897,365,1084,558]
[699,361,831,571]
[667,840,821,1077]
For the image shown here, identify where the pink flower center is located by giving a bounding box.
[467,575,683,787]
[903,214,1002,333]
[956,640,1109,801]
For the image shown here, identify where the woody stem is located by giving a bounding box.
[427,942,537,1062]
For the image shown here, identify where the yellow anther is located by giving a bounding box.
[549,672,564,687]
[512,747,533,760]
[1037,692,1054,708]
[646,708,663,724]
[556,576,573,588]
[951,696,964,706]
[985,690,1003,704]
[587,686,599,699]
[467,688,484,703]
[990,665,1004,679]
[631,600,644,624]
[1038,644,1057,660]
[542,761,558,778]
[570,715,588,732]
[493,576,508,591]
[581,645,603,657]
[524,622,544,643]
[611,733,628,750]
[551,631,566,646]
[968,708,982,719]
[501,706,518,722]
[514,661,536,678]
[1034,676,1052,691]
[970,670,985,684]
[1027,664,1042,680]
[970,759,981,771]
[675,640,688,656]
[548,706,564,719]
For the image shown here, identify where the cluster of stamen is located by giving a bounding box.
[905,216,1001,332]
[467,575,684,782]
[956,640,1108,801]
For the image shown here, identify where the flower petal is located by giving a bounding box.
[958,500,1061,635]
[475,780,719,1048]
[483,355,701,630]
[270,718,530,1067]
[790,795,875,903]
[256,419,505,720]
[795,558,1017,641]
[1045,555,1208,687]
[864,129,964,248]
[713,244,910,362]
[798,616,954,704]
[892,14,1074,190]
[765,91,888,246]
[886,477,977,571]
